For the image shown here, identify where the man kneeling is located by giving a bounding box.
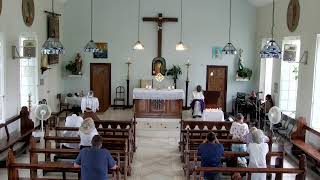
[74,135,117,180]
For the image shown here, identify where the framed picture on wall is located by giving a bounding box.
[212,47,223,59]
[93,42,108,59]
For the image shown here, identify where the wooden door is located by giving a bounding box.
[206,66,227,111]
[90,63,111,112]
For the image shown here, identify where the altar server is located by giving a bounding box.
[190,85,205,118]
[81,91,99,113]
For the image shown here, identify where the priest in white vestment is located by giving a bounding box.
[190,85,205,118]
[81,91,100,121]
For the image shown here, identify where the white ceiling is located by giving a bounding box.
[248,0,273,7]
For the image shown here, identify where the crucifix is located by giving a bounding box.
[143,13,178,58]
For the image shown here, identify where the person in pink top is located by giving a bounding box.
[230,113,249,166]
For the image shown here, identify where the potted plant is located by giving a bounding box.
[237,67,253,80]
[167,65,182,89]
[236,49,252,81]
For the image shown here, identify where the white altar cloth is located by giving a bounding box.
[203,109,224,121]
[65,96,82,106]
[133,88,184,100]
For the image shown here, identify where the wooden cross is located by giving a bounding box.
[143,13,178,57]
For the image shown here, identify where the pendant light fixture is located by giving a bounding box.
[84,0,99,52]
[222,0,237,55]
[260,0,281,59]
[133,0,144,50]
[41,0,65,55]
[176,0,186,51]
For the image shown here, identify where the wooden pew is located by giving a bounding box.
[94,119,136,151]
[42,134,131,178]
[7,148,120,180]
[52,126,134,162]
[191,154,306,180]
[179,120,232,152]
[0,107,34,165]
[184,150,283,180]
[291,117,320,168]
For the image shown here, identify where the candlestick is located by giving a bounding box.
[125,58,132,80]
[185,60,191,81]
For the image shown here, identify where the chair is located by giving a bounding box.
[114,86,125,109]
[57,94,69,114]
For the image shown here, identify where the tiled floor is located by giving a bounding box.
[0,109,319,179]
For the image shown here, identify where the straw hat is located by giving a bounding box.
[79,118,95,134]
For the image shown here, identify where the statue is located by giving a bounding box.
[75,53,82,75]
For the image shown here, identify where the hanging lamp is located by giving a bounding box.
[133,0,144,50]
[176,0,186,51]
[222,0,237,55]
[84,0,99,52]
[41,0,65,55]
[260,0,281,59]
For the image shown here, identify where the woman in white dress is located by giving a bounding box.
[79,117,98,149]
[191,85,205,118]
[247,129,269,180]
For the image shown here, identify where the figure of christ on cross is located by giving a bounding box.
[143,13,178,58]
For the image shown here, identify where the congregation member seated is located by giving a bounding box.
[246,91,257,120]
[247,129,269,180]
[261,94,274,114]
[190,85,205,118]
[79,118,98,149]
[74,135,117,180]
[242,127,269,144]
[197,132,224,180]
[62,110,84,149]
[230,113,249,167]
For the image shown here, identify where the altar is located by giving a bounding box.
[133,88,184,119]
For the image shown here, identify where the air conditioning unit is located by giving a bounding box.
[283,44,297,62]
[23,40,36,58]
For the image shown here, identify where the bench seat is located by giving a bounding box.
[291,139,320,162]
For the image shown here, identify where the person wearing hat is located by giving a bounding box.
[74,135,117,180]
[79,117,98,149]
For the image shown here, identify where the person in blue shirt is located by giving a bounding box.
[197,132,224,180]
[74,135,117,180]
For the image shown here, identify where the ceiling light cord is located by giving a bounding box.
[180,0,183,42]
[271,0,275,40]
[51,0,54,13]
[138,0,141,41]
[228,0,232,43]
[91,0,93,41]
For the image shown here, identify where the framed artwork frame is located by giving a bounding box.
[93,42,108,59]
[212,47,223,59]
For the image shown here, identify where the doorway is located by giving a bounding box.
[206,66,228,111]
[90,63,111,112]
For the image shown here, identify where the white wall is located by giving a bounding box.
[63,0,257,112]
[0,0,65,122]
[256,0,320,124]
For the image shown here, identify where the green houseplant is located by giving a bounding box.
[237,67,252,79]
[166,65,182,89]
